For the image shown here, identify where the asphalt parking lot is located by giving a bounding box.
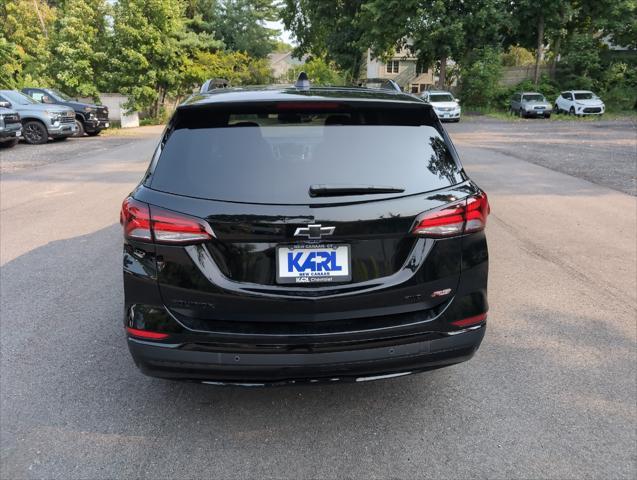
[1,118,636,479]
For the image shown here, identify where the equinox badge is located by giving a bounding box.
[294,224,335,240]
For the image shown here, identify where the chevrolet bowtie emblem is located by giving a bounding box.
[293,224,335,240]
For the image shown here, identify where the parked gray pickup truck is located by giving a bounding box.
[0,105,22,148]
[0,90,77,144]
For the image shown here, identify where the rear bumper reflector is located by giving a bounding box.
[126,327,170,340]
[450,312,487,327]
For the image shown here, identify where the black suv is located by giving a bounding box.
[120,80,490,385]
[22,87,109,136]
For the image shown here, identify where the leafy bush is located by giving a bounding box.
[287,57,345,86]
[501,46,535,67]
[458,47,503,108]
[555,33,604,91]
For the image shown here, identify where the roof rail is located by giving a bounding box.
[356,78,403,93]
[294,71,310,90]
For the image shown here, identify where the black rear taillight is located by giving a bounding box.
[411,192,489,238]
[120,197,214,244]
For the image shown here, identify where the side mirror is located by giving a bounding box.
[0,100,10,108]
[456,98,460,104]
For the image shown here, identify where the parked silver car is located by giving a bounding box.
[0,90,77,144]
[0,105,22,148]
[421,90,461,122]
[509,92,552,118]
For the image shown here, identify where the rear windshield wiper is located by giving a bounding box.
[309,184,405,197]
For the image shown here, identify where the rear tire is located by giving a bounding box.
[22,120,48,145]
[74,119,85,137]
[554,104,560,114]
[545,114,551,119]
[0,138,19,148]
[518,108,525,118]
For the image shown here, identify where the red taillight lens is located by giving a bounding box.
[411,192,490,238]
[465,192,489,233]
[412,202,465,237]
[120,197,214,244]
[150,206,214,244]
[120,197,151,241]
[450,312,487,327]
[126,327,170,340]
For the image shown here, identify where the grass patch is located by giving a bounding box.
[462,107,636,122]
[100,124,166,137]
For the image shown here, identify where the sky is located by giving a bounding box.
[265,20,296,45]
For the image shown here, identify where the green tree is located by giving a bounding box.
[47,0,108,98]
[214,0,280,58]
[0,0,56,87]
[509,0,567,84]
[0,37,24,89]
[458,46,503,108]
[360,0,507,87]
[282,0,367,81]
[185,50,271,86]
[287,57,345,85]
[108,0,186,114]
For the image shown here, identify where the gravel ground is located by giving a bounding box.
[446,117,637,195]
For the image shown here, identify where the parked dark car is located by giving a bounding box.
[0,104,22,148]
[22,87,109,136]
[121,82,490,385]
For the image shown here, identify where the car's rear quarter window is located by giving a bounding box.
[149,103,463,204]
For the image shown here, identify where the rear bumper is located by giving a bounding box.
[127,324,485,384]
[525,109,550,116]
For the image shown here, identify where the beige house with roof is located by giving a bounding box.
[268,52,307,83]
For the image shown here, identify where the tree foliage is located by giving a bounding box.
[47,0,108,98]
[214,0,280,58]
[281,0,367,80]
[359,0,507,87]
[1,0,635,113]
[286,57,346,85]
[0,0,55,87]
[107,0,186,113]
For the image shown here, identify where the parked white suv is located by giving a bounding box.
[421,90,461,122]
[554,90,605,116]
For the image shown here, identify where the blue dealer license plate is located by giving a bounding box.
[276,244,351,284]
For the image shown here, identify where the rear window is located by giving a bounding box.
[523,94,545,102]
[429,94,454,102]
[149,103,463,204]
